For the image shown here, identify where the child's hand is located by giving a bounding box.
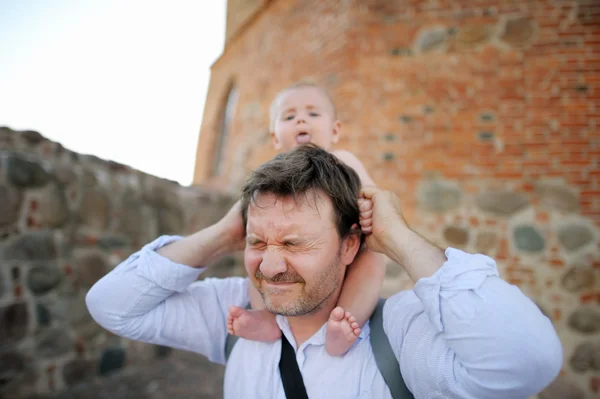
[359,186,409,256]
[358,197,374,234]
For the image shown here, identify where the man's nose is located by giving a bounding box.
[259,249,287,279]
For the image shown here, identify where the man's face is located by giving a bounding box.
[270,87,341,152]
[244,191,359,316]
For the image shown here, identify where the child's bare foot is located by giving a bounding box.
[325,306,361,356]
[226,306,282,342]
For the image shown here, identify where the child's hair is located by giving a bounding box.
[269,81,338,131]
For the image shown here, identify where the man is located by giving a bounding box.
[87,145,562,398]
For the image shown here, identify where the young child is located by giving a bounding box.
[227,82,387,356]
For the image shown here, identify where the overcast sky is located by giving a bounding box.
[0,0,226,185]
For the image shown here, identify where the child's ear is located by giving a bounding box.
[331,120,342,144]
[270,130,282,150]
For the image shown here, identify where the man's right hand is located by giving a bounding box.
[156,200,246,267]
[360,186,446,282]
[216,200,246,253]
[358,186,408,256]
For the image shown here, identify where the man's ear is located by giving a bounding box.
[331,120,342,144]
[340,229,361,266]
[270,130,282,150]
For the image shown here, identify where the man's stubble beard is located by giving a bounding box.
[258,248,344,317]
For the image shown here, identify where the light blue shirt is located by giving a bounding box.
[86,235,562,399]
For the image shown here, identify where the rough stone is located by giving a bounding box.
[65,293,93,327]
[99,347,126,376]
[0,273,5,299]
[381,152,395,161]
[63,359,94,387]
[73,250,109,289]
[443,226,469,247]
[455,25,493,50]
[156,207,184,235]
[0,232,56,261]
[476,191,529,216]
[77,320,105,344]
[536,183,579,213]
[558,223,594,251]
[79,188,110,230]
[568,308,600,334]
[0,183,22,227]
[390,47,412,56]
[474,231,497,253]
[418,180,462,213]
[120,202,157,244]
[44,349,225,399]
[501,17,536,47]
[53,162,77,185]
[0,303,29,343]
[0,351,26,388]
[27,263,62,295]
[21,130,44,145]
[6,155,50,188]
[478,131,494,141]
[570,341,600,373]
[562,265,596,292]
[538,375,585,399]
[36,327,73,358]
[81,169,98,188]
[97,235,130,250]
[36,303,51,327]
[415,27,448,53]
[144,180,180,209]
[513,225,545,253]
[37,182,69,228]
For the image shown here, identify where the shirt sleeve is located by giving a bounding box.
[383,247,563,399]
[86,235,249,365]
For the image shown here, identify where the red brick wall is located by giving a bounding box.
[194,0,598,225]
[224,0,268,43]
[194,1,600,396]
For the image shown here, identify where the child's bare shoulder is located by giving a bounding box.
[331,149,365,169]
[331,149,374,186]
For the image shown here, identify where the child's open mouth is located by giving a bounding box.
[296,132,311,144]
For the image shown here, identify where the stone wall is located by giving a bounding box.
[194,0,600,397]
[1,124,599,398]
[0,127,239,397]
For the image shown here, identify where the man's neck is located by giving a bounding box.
[287,294,338,348]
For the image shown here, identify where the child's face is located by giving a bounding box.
[270,87,341,151]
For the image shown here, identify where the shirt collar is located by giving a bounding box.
[275,314,370,351]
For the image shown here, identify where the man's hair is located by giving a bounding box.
[241,144,360,240]
[269,81,338,131]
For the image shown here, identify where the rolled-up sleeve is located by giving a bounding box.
[86,235,248,364]
[384,248,563,399]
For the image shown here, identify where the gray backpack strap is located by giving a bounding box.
[224,303,251,362]
[224,331,239,362]
[225,299,414,399]
[370,298,414,399]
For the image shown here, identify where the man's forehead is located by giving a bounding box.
[246,191,334,228]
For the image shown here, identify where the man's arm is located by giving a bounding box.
[361,187,563,399]
[86,203,248,364]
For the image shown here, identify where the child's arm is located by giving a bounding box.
[329,150,387,355]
